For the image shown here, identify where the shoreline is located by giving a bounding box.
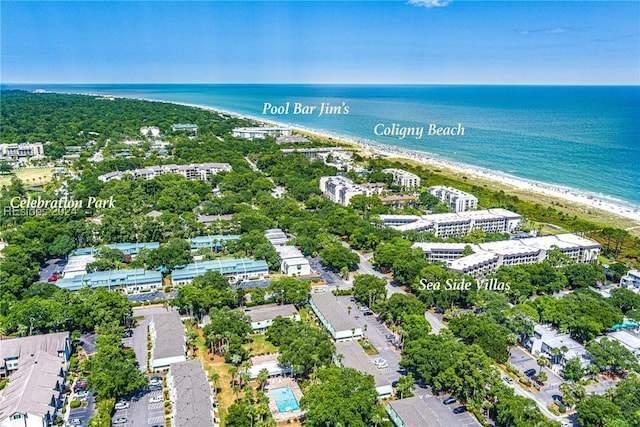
[29,89,640,226]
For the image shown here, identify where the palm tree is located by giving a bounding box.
[209,371,220,392]
[347,306,352,316]
[257,369,269,392]
[363,324,368,338]
[228,365,238,387]
[537,355,549,374]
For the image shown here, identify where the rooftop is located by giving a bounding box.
[171,259,269,281]
[242,303,299,323]
[310,293,360,333]
[335,340,390,388]
[169,360,214,427]
[387,396,446,427]
[0,332,69,364]
[152,312,186,360]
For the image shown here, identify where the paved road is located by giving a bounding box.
[424,311,446,334]
[79,332,97,355]
[39,258,64,281]
[67,392,95,427]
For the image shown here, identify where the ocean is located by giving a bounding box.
[4,84,640,208]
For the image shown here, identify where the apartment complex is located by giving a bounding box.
[265,228,311,276]
[55,269,163,292]
[150,312,187,371]
[98,162,232,182]
[0,143,45,165]
[232,126,292,139]
[167,360,218,427]
[242,303,300,332]
[171,259,269,285]
[382,168,421,188]
[379,208,522,238]
[309,293,362,341]
[412,233,601,278]
[334,341,393,398]
[171,124,198,132]
[319,176,385,206]
[427,185,478,212]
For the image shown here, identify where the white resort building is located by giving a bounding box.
[232,126,292,139]
[98,162,232,182]
[378,208,522,238]
[319,176,385,206]
[427,185,478,212]
[412,233,601,278]
[382,168,421,188]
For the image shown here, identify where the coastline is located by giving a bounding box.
[28,89,640,227]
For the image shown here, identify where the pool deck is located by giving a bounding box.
[265,377,305,423]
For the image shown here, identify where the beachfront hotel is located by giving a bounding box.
[98,162,232,182]
[378,208,522,238]
[319,175,385,206]
[427,185,478,212]
[232,126,292,139]
[382,168,421,188]
[412,233,601,278]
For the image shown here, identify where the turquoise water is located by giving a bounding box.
[612,320,639,330]
[272,386,300,412]
[4,84,639,208]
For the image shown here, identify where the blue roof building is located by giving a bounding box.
[172,259,269,285]
[71,242,160,257]
[55,269,163,292]
[187,235,240,251]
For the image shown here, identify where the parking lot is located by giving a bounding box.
[509,346,564,405]
[112,386,165,427]
[66,385,95,427]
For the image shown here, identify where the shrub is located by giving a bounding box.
[70,400,82,409]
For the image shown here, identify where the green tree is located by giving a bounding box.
[269,277,311,305]
[319,244,359,271]
[586,339,640,376]
[352,274,387,307]
[300,366,378,427]
[203,307,252,356]
[563,356,585,382]
[576,395,623,427]
[395,372,416,399]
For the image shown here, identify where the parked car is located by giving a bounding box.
[47,274,58,282]
[524,368,537,377]
[75,390,89,400]
[359,306,368,311]
[149,384,162,391]
[150,376,162,386]
[112,417,127,425]
[115,401,130,410]
[363,311,374,316]
[503,376,514,384]
[66,419,82,426]
[123,329,133,338]
[443,397,457,405]
[149,395,163,404]
[453,406,467,414]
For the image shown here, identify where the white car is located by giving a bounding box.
[149,395,163,404]
[373,358,388,368]
[114,401,129,410]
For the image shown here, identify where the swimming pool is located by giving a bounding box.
[272,387,300,412]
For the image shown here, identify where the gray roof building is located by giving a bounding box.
[0,332,70,377]
[150,312,186,370]
[335,341,392,397]
[168,360,216,427]
[386,396,447,427]
[309,293,362,341]
[0,351,67,427]
[242,304,300,331]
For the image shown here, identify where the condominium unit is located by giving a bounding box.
[309,293,362,341]
[0,143,45,164]
[0,332,71,378]
[264,229,311,276]
[140,126,161,137]
[232,126,292,139]
[382,168,421,188]
[378,208,522,238]
[319,176,385,206]
[98,163,232,182]
[242,303,300,332]
[427,185,478,212]
[412,233,601,278]
[171,123,198,132]
[150,312,187,371]
[55,269,164,292]
[187,235,240,252]
[621,270,640,291]
[171,259,269,285]
[167,360,218,427]
[334,341,393,398]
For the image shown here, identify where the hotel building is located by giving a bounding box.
[232,126,292,139]
[319,175,385,206]
[98,162,232,182]
[412,233,601,278]
[378,208,522,238]
[382,168,421,188]
[427,185,478,212]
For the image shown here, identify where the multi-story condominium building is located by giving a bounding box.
[0,143,45,162]
[55,269,164,293]
[140,126,161,137]
[232,126,292,139]
[167,360,218,427]
[171,259,269,285]
[378,208,522,238]
[171,123,198,132]
[282,147,351,161]
[382,168,421,188]
[621,270,640,291]
[428,185,478,212]
[150,312,187,371]
[98,162,232,182]
[412,233,601,278]
[319,176,385,206]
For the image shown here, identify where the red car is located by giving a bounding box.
[47,274,58,282]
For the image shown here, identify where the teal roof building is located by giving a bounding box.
[171,258,268,285]
[55,269,163,292]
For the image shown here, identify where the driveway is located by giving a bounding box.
[67,392,95,427]
[39,258,63,282]
[79,332,97,355]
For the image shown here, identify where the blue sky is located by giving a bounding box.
[1,1,639,84]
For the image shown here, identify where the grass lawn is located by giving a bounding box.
[244,334,278,356]
[0,167,54,188]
